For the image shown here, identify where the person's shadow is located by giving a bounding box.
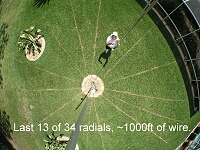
[98,49,112,67]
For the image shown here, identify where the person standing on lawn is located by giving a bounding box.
[105,31,120,53]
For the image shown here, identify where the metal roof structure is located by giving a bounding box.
[184,0,200,27]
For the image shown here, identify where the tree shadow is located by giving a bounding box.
[98,49,112,67]
[0,110,15,150]
[0,22,9,60]
[0,110,13,139]
[136,0,196,117]
[33,0,50,8]
[0,33,9,60]
[0,22,9,90]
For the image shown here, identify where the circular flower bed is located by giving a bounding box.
[25,35,45,61]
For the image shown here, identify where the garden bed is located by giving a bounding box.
[25,36,45,61]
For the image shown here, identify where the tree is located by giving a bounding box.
[44,132,69,150]
[18,26,43,57]
[33,0,50,8]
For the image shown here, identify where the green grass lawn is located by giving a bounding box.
[0,0,200,149]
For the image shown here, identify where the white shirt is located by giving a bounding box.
[106,35,120,44]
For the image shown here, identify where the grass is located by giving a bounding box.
[0,0,200,149]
